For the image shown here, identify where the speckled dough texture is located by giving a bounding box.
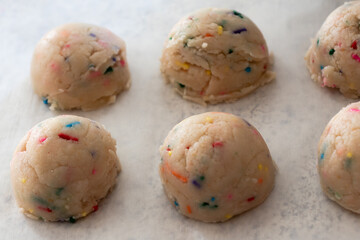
[10,115,121,222]
[305,1,360,98]
[318,102,360,213]
[159,112,276,222]
[31,23,131,111]
[160,8,275,105]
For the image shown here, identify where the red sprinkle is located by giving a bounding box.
[120,60,126,67]
[38,206,52,212]
[92,205,99,212]
[212,141,223,148]
[166,147,171,151]
[247,196,255,202]
[351,41,358,50]
[186,146,190,150]
[351,53,360,62]
[205,33,214,37]
[39,137,47,143]
[92,168,96,175]
[58,133,78,142]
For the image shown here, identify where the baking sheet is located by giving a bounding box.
[0,0,356,239]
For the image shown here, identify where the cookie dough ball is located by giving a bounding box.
[31,23,131,111]
[10,115,121,222]
[160,8,275,105]
[318,102,360,213]
[159,112,276,222]
[305,1,360,98]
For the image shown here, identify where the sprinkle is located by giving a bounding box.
[320,65,324,70]
[82,212,87,217]
[205,116,213,123]
[205,70,211,76]
[345,157,352,170]
[217,26,223,35]
[120,60,126,67]
[247,196,255,202]
[225,214,232,219]
[39,137,47,143]
[258,164,263,170]
[317,39,320,46]
[186,146,190,149]
[202,42,208,48]
[65,121,80,128]
[233,28,247,34]
[334,192,342,200]
[212,141,223,147]
[211,197,215,202]
[55,187,64,196]
[104,66,113,74]
[42,97,48,105]
[58,133,78,142]
[349,108,360,112]
[210,205,218,209]
[227,194,233,200]
[174,201,179,206]
[38,206,52,213]
[228,49,233,54]
[112,57,117,62]
[21,178,26,183]
[166,147,171,151]
[258,178,263,184]
[69,216,76,223]
[329,49,335,55]
[233,10,244,18]
[351,40,357,50]
[192,180,201,188]
[347,152,353,158]
[320,152,324,160]
[186,205,192,214]
[89,33,96,37]
[29,209,34,214]
[90,151,96,158]
[168,151,172,156]
[92,168,96,175]
[199,176,205,181]
[204,33,214,37]
[178,82,185,88]
[169,36,172,40]
[201,202,209,207]
[165,161,188,183]
[351,53,360,63]
[245,67,251,73]
[93,205,99,212]
[175,61,189,70]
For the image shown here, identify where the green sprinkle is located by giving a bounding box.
[334,192,342,200]
[345,158,352,170]
[245,67,251,73]
[38,216,44,221]
[55,188,64,196]
[221,20,227,27]
[228,49,234,54]
[329,49,335,55]
[104,66,113,75]
[69,216,77,223]
[183,42,188,48]
[201,202,209,207]
[33,196,48,206]
[233,10,244,18]
[317,39,320,46]
[169,36,172,40]
[178,82,185,88]
[210,205,218,209]
[199,176,205,181]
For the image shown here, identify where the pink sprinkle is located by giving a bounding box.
[89,71,102,78]
[212,141,223,148]
[227,194,233,200]
[349,108,360,112]
[351,53,360,62]
[311,59,314,63]
[92,168,96,175]
[64,44,70,48]
[38,206,52,213]
[261,45,265,52]
[120,60,125,67]
[337,42,342,47]
[253,129,260,136]
[50,62,59,71]
[39,137,47,143]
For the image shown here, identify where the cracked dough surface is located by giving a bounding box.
[305,1,360,98]
[31,23,131,111]
[159,112,276,222]
[10,115,121,222]
[318,102,360,213]
[160,8,275,105]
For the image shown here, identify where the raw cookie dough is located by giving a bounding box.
[31,23,130,111]
[305,1,360,98]
[318,102,360,213]
[160,8,275,105]
[159,112,276,222]
[10,115,121,222]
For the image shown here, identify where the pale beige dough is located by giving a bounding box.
[305,1,360,98]
[160,8,275,105]
[10,115,121,222]
[318,102,360,213]
[159,112,276,222]
[31,23,131,111]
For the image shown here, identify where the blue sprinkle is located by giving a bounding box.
[42,97,48,105]
[245,67,251,73]
[233,28,247,34]
[89,33,96,37]
[320,65,324,70]
[112,57,116,62]
[243,119,252,127]
[90,151,96,158]
[174,200,179,206]
[65,121,80,128]
[192,180,201,188]
[211,197,215,202]
[320,152,324,160]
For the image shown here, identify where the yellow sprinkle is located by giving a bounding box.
[347,152,353,158]
[205,116,213,123]
[82,212,87,217]
[175,61,189,70]
[168,151,172,156]
[225,214,232,219]
[21,178,26,184]
[205,70,212,76]
[29,209,34,213]
[217,26,223,35]
[258,164,263,171]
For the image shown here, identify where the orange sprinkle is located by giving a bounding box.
[258,178,263,184]
[205,33,214,37]
[186,205,192,214]
[165,161,188,183]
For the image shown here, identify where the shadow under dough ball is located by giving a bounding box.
[10,115,121,222]
[160,8,275,105]
[31,23,131,111]
[159,112,277,222]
